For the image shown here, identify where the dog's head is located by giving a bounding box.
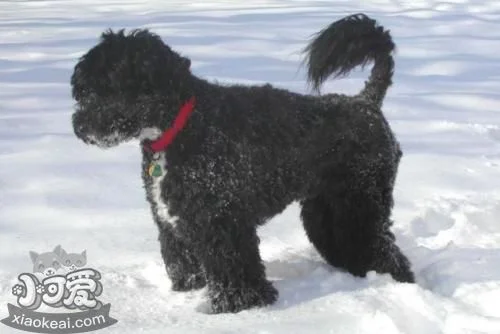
[71,29,192,148]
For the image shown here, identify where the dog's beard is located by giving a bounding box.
[79,127,161,148]
[84,131,127,148]
[72,100,145,148]
[73,118,137,148]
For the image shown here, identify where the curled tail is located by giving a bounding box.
[304,13,395,107]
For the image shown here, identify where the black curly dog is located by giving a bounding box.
[71,13,415,313]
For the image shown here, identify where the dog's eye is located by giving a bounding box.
[76,260,82,266]
[53,261,60,267]
[65,260,71,265]
[38,264,45,271]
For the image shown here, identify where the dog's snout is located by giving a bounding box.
[72,113,90,142]
[73,122,87,140]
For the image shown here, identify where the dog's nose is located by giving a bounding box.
[72,114,94,144]
[74,125,84,138]
[74,127,92,144]
[72,114,86,136]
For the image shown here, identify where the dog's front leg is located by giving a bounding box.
[179,215,278,313]
[158,225,206,291]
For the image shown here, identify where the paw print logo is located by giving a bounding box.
[12,284,24,296]
[12,273,43,310]
[35,284,45,295]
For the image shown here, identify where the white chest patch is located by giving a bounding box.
[149,152,180,228]
[140,127,162,140]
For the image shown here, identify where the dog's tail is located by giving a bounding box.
[303,13,395,107]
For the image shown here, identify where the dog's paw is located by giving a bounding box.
[372,243,416,284]
[171,273,206,291]
[392,268,415,284]
[209,280,278,313]
[387,255,415,283]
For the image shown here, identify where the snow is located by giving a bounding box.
[1,0,500,333]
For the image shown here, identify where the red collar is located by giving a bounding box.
[145,97,196,153]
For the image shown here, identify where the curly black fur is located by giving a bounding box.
[303,13,395,106]
[71,13,414,314]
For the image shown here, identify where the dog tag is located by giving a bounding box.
[148,163,162,177]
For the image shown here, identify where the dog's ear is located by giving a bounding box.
[181,56,191,70]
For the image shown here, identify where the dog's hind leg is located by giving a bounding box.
[159,225,206,291]
[178,214,277,313]
[300,168,415,283]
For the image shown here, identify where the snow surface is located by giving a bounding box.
[1,0,500,333]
